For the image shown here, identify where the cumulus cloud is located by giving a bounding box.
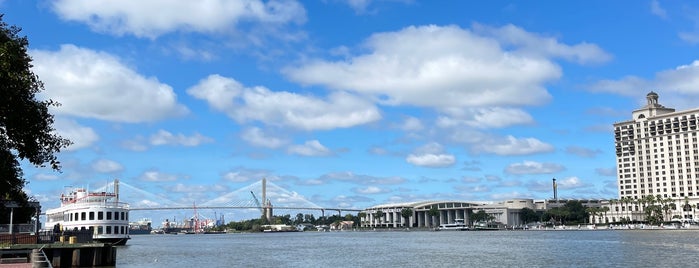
[53,118,99,151]
[436,107,534,129]
[398,116,424,131]
[150,130,214,146]
[504,161,565,175]
[51,0,306,38]
[91,159,124,173]
[285,24,608,110]
[473,135,555,156]
[526,176,589,192]
[565,146,602,158]
[32,45,188,122]
[187,74,381,130]
[354,186,388,194]
[405,142,456,168]
[221,168,280,183]
[596,167,617,177]
[650,0,667,19]
[316,171,406,185]
[588,60,699,108]
[139,170,178,182]
[240,127,289,148]
[287,140,332,156]
[472,23,612,65]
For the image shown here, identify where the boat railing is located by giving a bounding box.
[60,201,129,209]
[0,230,93,245]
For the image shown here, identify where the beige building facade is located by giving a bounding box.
[612,91,699,222]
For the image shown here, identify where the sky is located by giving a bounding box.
[6,0,699,222]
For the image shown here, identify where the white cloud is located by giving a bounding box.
[287,140,332,156]
[504,161,565,175]
[285,24,608,110]
[556,176,588,189]
[32,173,60,181]
[473,135,554,156]
[139,171,178,182]
[121,137,148,152]
[588,60,699,108]
[405,142,456,168]
[565,146,602,158]
[354,186,387,194]
[240,127,288,148]
[53,118,99,151]
[221,168,279,183]
[650,0,667,19]
[317,171,406,185]
[32,45,188,123]
[150,130,214,146]
[436,107,534,129]
[472,23,612,65]
[398,116,424,131]
[51,0,306,38]
[188,74,381,130]
[91,159,124,173]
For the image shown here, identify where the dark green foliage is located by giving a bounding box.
[542,200,589,224]
[1,14,71,222]
[519,207,541,224]
[471,209,495,224]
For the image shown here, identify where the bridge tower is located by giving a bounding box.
[262,178,273,219]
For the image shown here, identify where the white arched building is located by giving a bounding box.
[361,199,536,228]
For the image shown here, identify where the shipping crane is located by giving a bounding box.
[250,191,264,214]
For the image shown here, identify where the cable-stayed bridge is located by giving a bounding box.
[98,179,361,221]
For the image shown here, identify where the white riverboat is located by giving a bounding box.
[437,219,469,231]
[45,179,130,245]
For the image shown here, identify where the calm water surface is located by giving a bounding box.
[117,230,699,267]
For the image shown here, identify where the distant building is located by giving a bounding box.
[361,199,537,228]
[612,91,699,223]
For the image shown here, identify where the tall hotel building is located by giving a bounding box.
[614,92,699,210]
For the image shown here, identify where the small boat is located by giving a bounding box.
[437,219,469,231]
[44,179,130,245]
[473,221,505,231]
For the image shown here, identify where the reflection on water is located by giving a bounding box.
[117,230,699,267]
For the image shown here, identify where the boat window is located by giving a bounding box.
[89,212,94,220]
[114,212,119,220]
[70,213,73,221]
[98,211,103,220]
[107,212,112,220]
[121,212,125,221]
[81,212,86,221]
[121,226,125,234]
[74,213,78,221]
[106,226,112,234]
[97,226,103,234]
[125,212,128,221]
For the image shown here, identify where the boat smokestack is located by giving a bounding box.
[552,178,558,201]
[115,178,120,203]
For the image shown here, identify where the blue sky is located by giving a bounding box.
[6,0,699,221]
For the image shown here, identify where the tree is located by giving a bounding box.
[520,207,540,224]
[401,208,413,227]
[471,210,494,224]
[373,210,384,227]
[427,207,439,227]
[1,15,71,223]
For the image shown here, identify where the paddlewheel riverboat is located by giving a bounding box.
[45,179,130,245]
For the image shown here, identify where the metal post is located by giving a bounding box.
[9,207,13,234]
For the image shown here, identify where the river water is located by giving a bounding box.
[116,230,699,267]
